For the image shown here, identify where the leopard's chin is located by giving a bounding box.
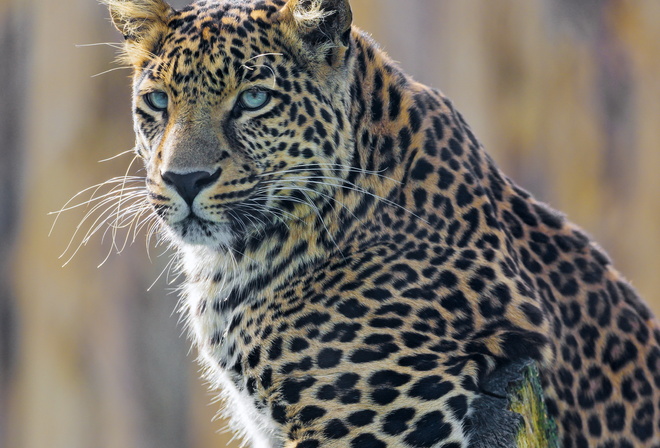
[167,215,235,249]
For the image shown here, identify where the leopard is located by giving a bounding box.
[100,0,660,446]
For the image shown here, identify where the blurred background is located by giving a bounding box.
[1,0,658,447]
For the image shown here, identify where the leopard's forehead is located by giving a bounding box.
[167,0,284,37]
[141,0,289,96]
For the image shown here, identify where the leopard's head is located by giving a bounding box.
[107,0,354,248]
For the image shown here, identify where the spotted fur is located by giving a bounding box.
[103,0,660,446]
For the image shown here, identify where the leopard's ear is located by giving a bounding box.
[103,0,173,66]
[279,0,353,66]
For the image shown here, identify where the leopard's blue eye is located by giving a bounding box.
[239,89,270,111]
[144,91,169,111]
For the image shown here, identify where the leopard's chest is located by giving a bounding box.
[208,364,283,448]
[183,278,284,447]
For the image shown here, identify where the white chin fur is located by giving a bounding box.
[165,219,235,249]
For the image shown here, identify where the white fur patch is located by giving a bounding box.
[180,245,284,447]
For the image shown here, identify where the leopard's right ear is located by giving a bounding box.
[103,0,173,66]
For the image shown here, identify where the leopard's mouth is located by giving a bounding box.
[167,214,234,247]
[154,176,308,248]
[166,200,282,248]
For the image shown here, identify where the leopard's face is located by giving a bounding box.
[129,0,353,248]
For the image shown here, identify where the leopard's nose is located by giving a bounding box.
[161,168,221,206]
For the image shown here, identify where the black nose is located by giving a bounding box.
[161,168,221,206]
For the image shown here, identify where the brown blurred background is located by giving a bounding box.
[1,0,658,447]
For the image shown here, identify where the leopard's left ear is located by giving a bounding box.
[279,0,353,66]
[103,0,173,66]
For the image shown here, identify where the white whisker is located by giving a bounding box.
[264,175,428,224]
[299,189,344,258]
[99,148,136,163]
[49,176,145,231]
[148,253,181,292]
[243,52,283,63]
[76,42,124,49]
[258,162,401,184]
[91,66,132,78]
